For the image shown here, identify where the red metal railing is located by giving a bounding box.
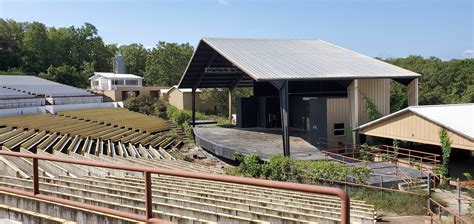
[0,150,351,224]
[428,198,471,224]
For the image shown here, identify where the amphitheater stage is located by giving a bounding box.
[193,127,327,161]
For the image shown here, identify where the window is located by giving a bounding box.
[113,79,124,85]
[333,123,345,136]
[125,79,139,85]
[92,81,99,86]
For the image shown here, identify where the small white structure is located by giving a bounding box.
[89,72,143,91]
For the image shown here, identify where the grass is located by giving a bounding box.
[347,186,429,215]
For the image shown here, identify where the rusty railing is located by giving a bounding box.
[0,150,351,224]
[428,198,471,224]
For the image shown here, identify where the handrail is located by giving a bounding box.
[0,150,351,224]
[428,198,471,224]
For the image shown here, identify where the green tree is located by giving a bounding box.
[145,42,193,86]
[39,65,85,87]
[120,44,148,77]
[21,22,51,74]
[0,19,24,71]
[199,88,253,116]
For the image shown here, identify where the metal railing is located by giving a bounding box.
[428,198,471,224]
[0,150,351,224]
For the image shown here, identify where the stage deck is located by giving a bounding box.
[193,127,326,161]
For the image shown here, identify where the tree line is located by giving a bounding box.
[1,19,472,111]
[0,19,193,88]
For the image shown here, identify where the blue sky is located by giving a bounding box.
[1,0,473,60]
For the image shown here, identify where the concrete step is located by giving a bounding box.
[49,175,374,223]
[0,179,260,224]
[0,189,141,224]
[0,202,77,224]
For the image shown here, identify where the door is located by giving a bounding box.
[308,98,327,149]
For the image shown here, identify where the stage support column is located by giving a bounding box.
[192,88,196,127]
[271,80,290,157]
[350,79,359,146]
[407,78,419,106]
[228,89,233,123]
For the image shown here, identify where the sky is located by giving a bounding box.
[1,0,473,60]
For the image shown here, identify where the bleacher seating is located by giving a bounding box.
[0,76,102,107]
[0,108,376,223]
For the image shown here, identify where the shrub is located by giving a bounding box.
[166,104,191,127]
[235,153,264,178]
[124,95,157,115]
[154,99,168,119]
[230,153,370,184]
[262,155,300,182]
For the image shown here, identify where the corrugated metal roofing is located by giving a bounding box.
[357,104,474,140]
[200,38,420,80]
[0,75,94,97]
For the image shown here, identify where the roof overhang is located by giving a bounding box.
[178,38,421,89]
[178,40,255,89]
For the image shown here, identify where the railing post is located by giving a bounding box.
[33,158,39,195]
[144,171,153,220]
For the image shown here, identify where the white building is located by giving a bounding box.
[89,72,143,91]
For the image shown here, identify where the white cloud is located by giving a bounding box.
[217,0,229,5]
[463,50,474,58]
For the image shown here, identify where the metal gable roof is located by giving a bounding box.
[200,38,421,80]
[357,104,474,140]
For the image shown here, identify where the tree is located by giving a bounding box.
[40,65,85,87]
[120,44,148,77]
[21,22,51,74]
[200,88,253,116]
[145,42,193,86]
[0,19,24,71]
[385,56,474,112]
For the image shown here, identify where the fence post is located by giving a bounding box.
[144,171,153,220]
[428,172,432,197]
[457,178,461,215]
[33,158,39,195]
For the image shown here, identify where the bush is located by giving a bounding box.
[154,99,168,119]
[262,155,300,182]
[124,95,157,115]
[166,104,191,127]
[229,153,370,184]
[235,153,264,178]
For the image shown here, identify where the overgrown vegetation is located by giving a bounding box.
[230,153,370,184]
[347,187,429,215]
[361,92,382,121]
[229,153,431,215]
[123,95,158,115]
[437,128,453,186]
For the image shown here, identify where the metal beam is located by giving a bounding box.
[192,89,196,127]
[204,67,242,74]
[229,74,245,92]
[270,80,290,156]
[193,53,217,90]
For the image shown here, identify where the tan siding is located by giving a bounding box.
[358,79,390,125]
[168,89,184,109]
[360,111,474,150]
[326,98,351,145]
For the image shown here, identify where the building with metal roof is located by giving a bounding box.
[357,104,474,151]
[178,38,421,157]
